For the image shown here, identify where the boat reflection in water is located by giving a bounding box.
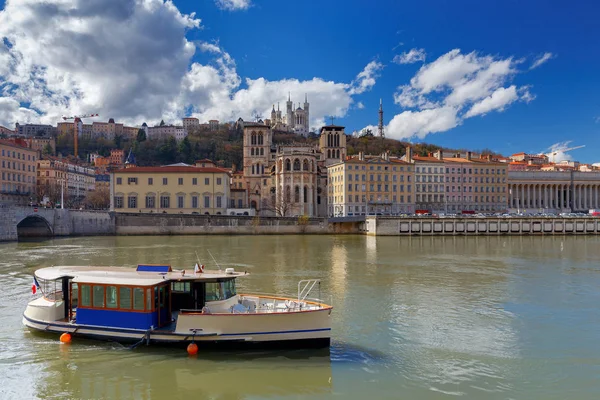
[38,343,332,399]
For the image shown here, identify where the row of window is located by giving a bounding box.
[344,184,413,193]
[114,194,224,209]
[1,160,36,172]
[1,172,34,183]
[343,174,412,183]
[331,195,413,204]
[79,284,151,311]
[445,186,507,193]
[0,149,36,161]
[340,165,412,172]
[116,177,223,186]
[0,183,33,194]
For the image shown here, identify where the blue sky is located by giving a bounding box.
[184,0,599,161]
[0,0,599,162]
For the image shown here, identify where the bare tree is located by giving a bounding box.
[37,180,68,207]
[264,191,293,217]
[84,187,110,210]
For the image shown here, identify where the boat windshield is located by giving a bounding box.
[205,279,236,302]
[35,275,64,301]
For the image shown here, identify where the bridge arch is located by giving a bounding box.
[17,214,53,238]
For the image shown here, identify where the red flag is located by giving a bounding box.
[32,276,40,294]
[31,283,37,294]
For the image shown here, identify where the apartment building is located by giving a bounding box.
[327,151,414,217]
[411,151,446,213]
[0,139,38,205]
[37,157,95,206]
[439,151,508,213]
[110,162,231,214]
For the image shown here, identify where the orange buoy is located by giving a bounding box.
[187,342,198,355]
[60,333,72,343]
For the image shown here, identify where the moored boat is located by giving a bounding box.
[23,264,332,349]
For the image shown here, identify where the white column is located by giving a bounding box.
[544,185,548,210]
[521,184,525,210]
[595,185,598,209]
[567,184,571,211]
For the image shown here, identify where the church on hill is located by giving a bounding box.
[266,94,310,137]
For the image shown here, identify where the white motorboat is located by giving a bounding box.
[23,264,332,349]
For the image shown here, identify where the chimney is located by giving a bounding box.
[436,151,443,161]
[428,152,433,157]
[487,154,492,161]
[466,151,472,161]
[359,151,364,161]
[405,146,413,163]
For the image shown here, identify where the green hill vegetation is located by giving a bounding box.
[54,125,497,168]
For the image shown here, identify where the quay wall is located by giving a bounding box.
[114,213,331,235]
[365,216,600,236]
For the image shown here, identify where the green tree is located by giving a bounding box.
[159,119,165,127]
[114,134,124,149]
[158,136,178,164]
[178,136,193,164]
[42,144,53,155]
[136,129,146,142]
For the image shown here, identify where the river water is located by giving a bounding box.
[1,235,600,399]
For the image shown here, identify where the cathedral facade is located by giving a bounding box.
[242,123,346,217]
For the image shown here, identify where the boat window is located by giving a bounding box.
[222,280,236,299]
[171,282,190,292]
[71,283,78,306]
[119,287,131,309]
[80,284,91,307]
[146,288,152,311]
[205,282,224,302]
[106,286,117,309]
[133,288,144,310]
[93,285,105,308]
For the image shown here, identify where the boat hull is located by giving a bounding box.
[22,307,332,349]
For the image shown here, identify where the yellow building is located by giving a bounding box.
[0,139,39,205]
[110,162,231,214]
[327,151,414,217]
[37,157,95,207]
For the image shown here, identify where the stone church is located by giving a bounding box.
[242,123,346,217]
[266,94,310,137]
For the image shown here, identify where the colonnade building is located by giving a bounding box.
[508,171,600,212]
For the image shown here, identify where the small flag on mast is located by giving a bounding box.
[32,276,40,294]
[194,263,200,274]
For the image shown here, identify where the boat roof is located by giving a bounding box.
[35,266,247,286]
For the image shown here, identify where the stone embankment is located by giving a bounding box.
[114,213,331,235]
[364,216,600,236]
[2,205,600,241]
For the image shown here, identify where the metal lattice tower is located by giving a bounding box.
[378,98,384,138]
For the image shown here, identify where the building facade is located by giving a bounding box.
[242,122,334,217]
[0,139,38,205]
[411,151,446,213]
[147,125,187,141]
[110,163,231,215]
[15,123,56,137]
[327,151,414,217]
[438,151,508,213]
[508,171,600,212]
[37,157,95,206]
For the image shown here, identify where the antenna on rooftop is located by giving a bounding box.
[378,98,385,139]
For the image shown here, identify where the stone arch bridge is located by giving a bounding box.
[0,205,114,241]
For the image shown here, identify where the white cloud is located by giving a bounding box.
[349,61,384,95]
[392,48,426,64]
[544,141,585,163]
[530,52,554,70]
[0,0,375,131]
[356,102,365,109]
[215,0,251,11]
[387,107,460,140]
[464,85,518,118]
[377,49,537,141]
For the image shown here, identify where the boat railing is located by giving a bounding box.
[298,279,321,303]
